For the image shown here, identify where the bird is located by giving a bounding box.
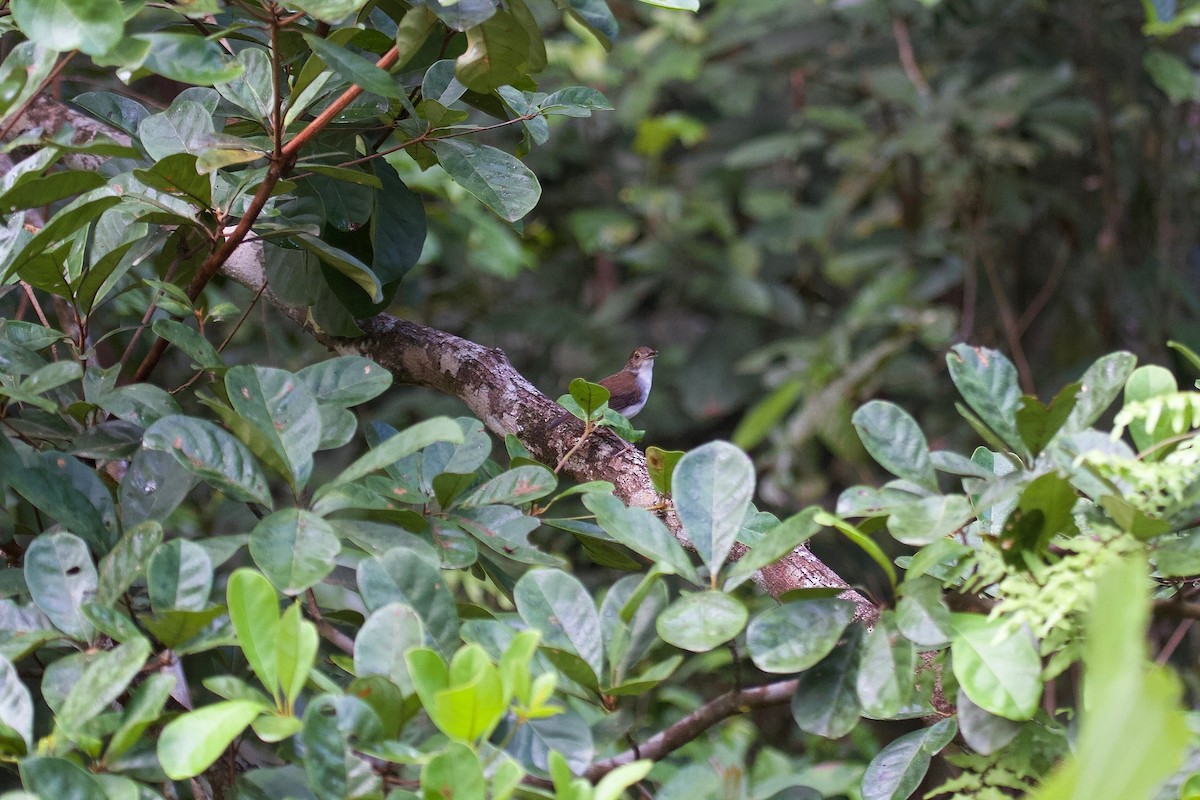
[549,346,659,428]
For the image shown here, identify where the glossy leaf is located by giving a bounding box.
[158,700,265,779]
[147,539,213,613]
[895,576,952,647]
[136,33,244,86]
[725,507,823,591]
[582,492,698,582]
[791,626,863,739]
[747,599,854,673]
[24,532,96,641]
[225,365,322,490]
[672,441,755,580]
[860,718,957,800]
[946,344,1025,454]
[357,548,459,657]
[852,401,938,491]
[11,0,124,57]
[856,614,915,718]
[887,494,974,547]
[250,509,340,594]
[951,613,1042,721]
[323,417,463,489]
[144,415,273,507]
[431,138,541,222]
[459,465,556,508]
[0,657,32,752]
[58,638,150,736]
[515,569,604,681]
[227,568,280,702]
[656,590,747,652]
[354,603,425,694]
[296,356,392,408]
[456,11,531,92]
[276,603,318,713]
[1062,351,1137,432]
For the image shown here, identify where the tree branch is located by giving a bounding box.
[584,679,799,780]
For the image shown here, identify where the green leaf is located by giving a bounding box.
[133,152,212,208]
[354,603,425,694]
[144,415,273,507]
[791,626,863,738]
[137,100,215,161]
[599,574,667,687]
[431,138,541,222]
[957,691,1022,755]
[371,160,427,284]
[816,511,898,590]
[895,576,953,647]
[295,233,383,302]
[1122,364,1178,452]
[1058,352,1136,433]
[560,0,618,49]
[860,718,957,800]
[0,657,32,753]
[419,0,497,29]
[147,539,213,612]
[515,569,604,682]
[456,11,531,92]
[301,695,384,799]
[150,318,223,371]
[887,494,974,547]
[0,170,108,213]
[225,365,322,490]
[135,33,244,86]
[656,590,747,652]
[290,0,367,22]
[582,492,699,583]
[20,757,110,800]
[725,507,823,591]
[157,700,266,779]
[638,0,699,8]
[645,446,684,495]
[856,614,915,718]
[357,549,459,657]
[852,401,939,492]
[24,532,96,641]
[58,638,150,736]
[946,344,1025,455]
[322,417,463,491]
[672,441,755,581]
[215,47,274,121]
[96,521,163,606]
[746,598,854,673]
[569,377,610,417]
[422,742,487,799]
[1015,382,1080,456]
[951,613,1042,720]
[303,34,403,99]
[998,472,1078,562]
[250,509,341,594]
[459,465,556,508]
[11,0,124,57]
[227,568,280,701]
[276,602,318,712]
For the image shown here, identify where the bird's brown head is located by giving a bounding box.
[625,346,659,371]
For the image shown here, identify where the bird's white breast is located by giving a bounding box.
[623,362,654,418]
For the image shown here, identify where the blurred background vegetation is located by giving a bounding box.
[211,0,1199,518]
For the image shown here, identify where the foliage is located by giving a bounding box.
[4,0,1200,799]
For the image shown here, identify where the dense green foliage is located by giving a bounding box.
[3,1,1200,799]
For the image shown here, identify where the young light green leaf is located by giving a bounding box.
[157,700,265,779]
[226,569,280,702]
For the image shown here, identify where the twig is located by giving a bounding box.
[130,41,403,383]
[973,212,1034,393]
[891,17,930,98]
[1156,618,1193,666]
[305,589,355,656]
[554,421,595,474]
[583,679,799,781]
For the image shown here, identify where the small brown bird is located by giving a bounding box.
[549,346,659,427]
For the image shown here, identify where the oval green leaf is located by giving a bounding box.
[746,598,854,673]
[656,591,748,653]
